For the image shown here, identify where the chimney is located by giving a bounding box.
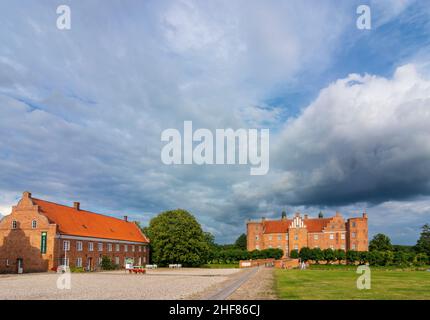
[363,212,368,219]
[336,212,341,217]
[23,191,32,199]
[295,212,300,217]
[261,217,266,222]
[281,211,287,220]
[304,214,308,220]
[74,202,80,210]
[124,216,128,222]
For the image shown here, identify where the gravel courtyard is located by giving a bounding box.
[0,268,242,300]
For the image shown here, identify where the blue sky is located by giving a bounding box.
[1,0,430,244]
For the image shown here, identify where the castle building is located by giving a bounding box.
[0,192,150,273]
[247,212,368,256]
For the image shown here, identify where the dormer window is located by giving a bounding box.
[32,220,37,229]
[12,220,17,229]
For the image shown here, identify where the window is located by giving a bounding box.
[269,235,272,241]
[341,233,345,240]
[108,243,112,252]
[352,222,356,227]
[341,244,345,250]
[115,257,120,265]
[63,240,70,251]
[330,245,334,249]
[61,257,69,266]
[352,244,356,250]
[294,244,298,250]
[277,235,282,240]
[143,246,146,253]
[6,259,9,266]
[132,245,135,252]
[88,242,94,251]
[12,220,17,229]
[255,235,259,241]
[352,232,356,238]
[138,246,142,252]
[314,234,319,240]
[76,241,83,251]
[255,245,260,250]
[32,220,37,229]
[76,257,82,267]
[143,257,146,264]
[116,244,120,252]
[294,235,298,240]
[286,234,289,240]
[277,245,281,249]
[124,245,128,252]
[329,233,334,240]
[268,245,272,248]
[98,243,103,251]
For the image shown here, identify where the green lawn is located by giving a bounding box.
[275,268,430,299]
[201,263,239,268]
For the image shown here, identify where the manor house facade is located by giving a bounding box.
[247,212,368,256]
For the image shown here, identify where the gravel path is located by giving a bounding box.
[0,268,241,300]
[227,267,277,300]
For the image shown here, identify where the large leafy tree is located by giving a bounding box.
[234,234,247,250]
[145,209,210,266]
[369,233,393,251]
[415,224,430,256]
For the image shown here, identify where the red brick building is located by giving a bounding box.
[247,212,368,256]
[0,192,150,273]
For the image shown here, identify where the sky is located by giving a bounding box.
[1,0,430,244]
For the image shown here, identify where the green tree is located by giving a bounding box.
[234,234,247,250]
[100,256,116,270]
[334,249,346,264]
[369,233,393,251]
[145,209,209,267]
[415,224,430,256]
[299,247,312,262]
[310,248,324,264]
[346,250,359,265]
[323,248,336,264]
[290,249,299,259]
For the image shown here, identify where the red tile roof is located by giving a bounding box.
[305,218,332,232]
[33,198,149,243]
[262,218,332,233]
[263,219,291,233]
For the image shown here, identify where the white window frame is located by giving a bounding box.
[329,233,334,240]
[132,245,135,252]
[76,257,82,267]
[32,220,37,229]
[138,246,142,252]
[76,241,83,251]
[341,233,345,240]
[98,242,103,252]
[108,243,112,252]
[88,242,94,251]
[115,257,120,265]
[124,245,128,252]
[314,234,319,240]
[63,240,70,251]
[116,243,120,252]
[12,220,17,229]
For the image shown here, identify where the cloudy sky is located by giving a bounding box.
[1,0,430,244]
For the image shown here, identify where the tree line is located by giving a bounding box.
[141,209,430,267]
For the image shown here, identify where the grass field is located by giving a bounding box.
[275,268,430,299]
[201,263,239,268]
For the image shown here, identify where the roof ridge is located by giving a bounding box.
[33,197,132,223]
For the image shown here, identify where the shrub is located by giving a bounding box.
[101,256,116,270]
